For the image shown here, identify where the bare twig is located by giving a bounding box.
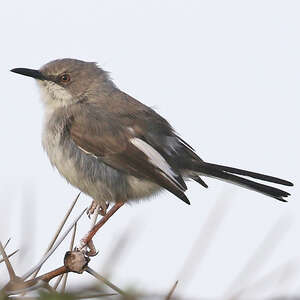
[85,266,126,296]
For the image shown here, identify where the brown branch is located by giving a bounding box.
[4,249,89,295]
[4,266,67,294]
[3,251,89,295]
[3,199,126,296]
[39,266,68,283]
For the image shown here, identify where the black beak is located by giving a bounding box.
[10,68,46,80]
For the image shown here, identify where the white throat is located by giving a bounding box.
[37,80,73,113]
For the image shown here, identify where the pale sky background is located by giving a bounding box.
[0,1,299,299]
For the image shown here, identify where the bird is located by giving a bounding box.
[11,58,293,217]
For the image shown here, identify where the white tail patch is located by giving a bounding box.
[130,137,183,188]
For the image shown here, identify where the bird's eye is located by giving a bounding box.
[59,73,71,83]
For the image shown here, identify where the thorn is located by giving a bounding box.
[85,267,126,296]
[165,280,179,300]
[0,249,19,265]
[0,241,17,280]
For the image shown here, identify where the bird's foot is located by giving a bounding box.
[77,235,99,257]
[99,202,109,216]
[78,202,125,256]
[87,200,109,218]
[87,200,98,218]
[85,239,98,257]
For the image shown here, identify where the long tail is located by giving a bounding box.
[195,163,293,202]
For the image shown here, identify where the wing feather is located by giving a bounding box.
[69,108,189,204]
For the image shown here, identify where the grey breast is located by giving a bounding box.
[41,107,132,205]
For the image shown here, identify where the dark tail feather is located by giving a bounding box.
[206,163,293,186]
[191,175,208,188]
[198,163,292,202]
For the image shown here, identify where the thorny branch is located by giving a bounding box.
[31,193,81,280]
[1,196,127,297]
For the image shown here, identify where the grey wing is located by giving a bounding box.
[69,105,190,204]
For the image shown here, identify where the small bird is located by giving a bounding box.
[11,59,293,216]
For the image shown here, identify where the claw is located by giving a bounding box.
[86,240,99,257]
[87,200,98,218]
[99,202,109,216]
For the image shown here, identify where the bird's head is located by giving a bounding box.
[11,58,114,110]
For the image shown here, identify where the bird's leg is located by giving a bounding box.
[79,201,125,256]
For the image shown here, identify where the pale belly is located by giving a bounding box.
[42,124,162,208]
